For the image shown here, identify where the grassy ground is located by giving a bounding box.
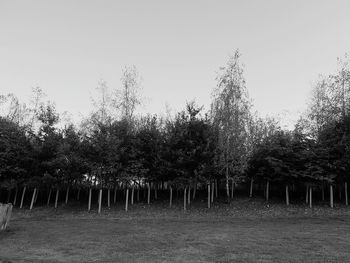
[1,197,350,262]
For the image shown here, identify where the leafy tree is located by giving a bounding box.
[211,50,252,198]
[32,103,62,191]
[164,103,217,188]
[0,117,33,193]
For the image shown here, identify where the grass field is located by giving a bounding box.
[1,197,350,262]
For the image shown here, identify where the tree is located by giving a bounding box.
[162,102,217,209]
[29,102,62,208]
[302,54,350,139]
[0,117,33,201]
[211,50,252,199]
[114,65,142,123]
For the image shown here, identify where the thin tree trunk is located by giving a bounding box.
[215,180,218,198]
[211,182,214,203]
[30,188,37,210]
[285,185,289,206]
[266,180,269,201]
[345,182,348,206]
[193,182,197,200]
[65,186,69,205]
[77,188,80,201]
[88,188,92,211]
[131,187,134,205]
[225,165,230,199]
[169,186,173,208]
[34,189,38,204]
[306,185,309,204]
[207,184,211,208]
[47,188,52,206]
[309,186,312,208]
[183,187,187,211]
[7,189,12,204]
[107,188,111,208]
[249,178,254,198]
[147,183,151,204]
[20,186,26,208]
[125,188,129,211]
[187,186,191,205]
[231,179,234,198]
[339,185,342,200]
[330,184,334,208]
[55,189,59,209]
[154,185,157,200]
[98,188,102,214]
[321,182,325,201]
[13,187,18,206]
[113,186,117,204]
[137,187,140,202]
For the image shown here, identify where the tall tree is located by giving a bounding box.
[114,65,142,123]
[211,50,251,199]
[0,117,33,193]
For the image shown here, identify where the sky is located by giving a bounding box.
[1,0,350,128]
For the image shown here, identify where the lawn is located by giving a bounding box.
[1,197,350,262]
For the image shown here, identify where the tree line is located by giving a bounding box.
[1,52,350,212]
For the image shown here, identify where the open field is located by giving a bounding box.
[1,198,350,262]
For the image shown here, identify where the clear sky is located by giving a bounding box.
[1,0,350,126]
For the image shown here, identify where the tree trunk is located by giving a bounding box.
[65,187,69,205]
[154,185,157,200]
[47,188,52,206]
[231,179,234,198]
[107,188,111,208]
[207,184,211,209]
[309,186,312,208]
[147,183,151,204]
[249,178,254,198]
[306,185,309,204]
[113,186,117,204]
[215,180,218,198]
[321,183,325,201]
[183,188,187,211]
[30,188,37,210]
[225,165,230,199]
[137,187,140,202]
[88,188,92,211]
[98,189,102,214]
[169,186,173,208]
[55,189,59,209]
[13,187,18,206]
[211,182,214,203]
[285,185,289,206]
[345,182,348,206]
[330,184,334,208]
[20,186,26,209]
[265,180,269,201]
[131,187,134,205]
[193,183,197,200]
[77,188,80,201]
[34,189,38,204]
[187,186,191,205]
[7,189,12,204]
[125,188,129,212]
